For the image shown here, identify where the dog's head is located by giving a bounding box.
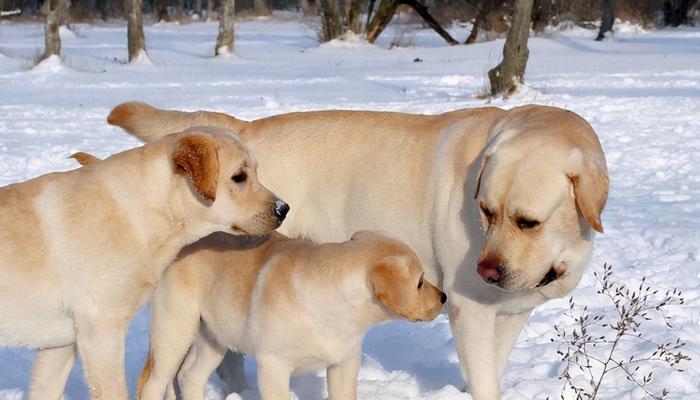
[170,129,289,236]
[355,231,446,321]
[71,129,289,237]
[473,106,609,292]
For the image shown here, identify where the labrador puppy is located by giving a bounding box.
[108,103,608,400]
[0,127,287,400]
[132,230,445,400]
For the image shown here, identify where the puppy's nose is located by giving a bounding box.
[477,258,504,284]
[440,292,447,304]
[274,200,290,222]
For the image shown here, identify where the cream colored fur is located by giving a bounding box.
[136,230,444,400]
[108,103,609,400]
[0,127,284,399]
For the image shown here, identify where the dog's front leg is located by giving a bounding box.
[326,349,361,400]
[28,344,76,400]
[448,293,500,400]
[74,313,128,400]
[257,355,292,400]
[495,311,531,378]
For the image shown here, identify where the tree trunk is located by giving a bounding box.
[176,0,186,20]
[194,0,202,17]
[595,0,615,41]
[319,0,342,42]
[155,0,169,21]
[366,0,397,43]
[532,0,552,33]
[126,0,146,62]
[487,0,533,96]
[398,0,457,45]
[254,0,269,15]
[40,0,70,62]
[216,351,249,396]
[300,0,314,16]
[465,14,481,44]
[206,0,214,20]
[347,0,363,33]
[215,0,234,55]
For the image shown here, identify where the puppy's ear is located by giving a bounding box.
[172,134,220,202]
[69,152,101,166]
[567,150,609,233]
[369,256,412,317]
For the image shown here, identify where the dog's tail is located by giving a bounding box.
[107,102,249,143]
[135,348,154,399]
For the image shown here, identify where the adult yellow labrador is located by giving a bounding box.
[109,103,609,400]
[0,127,287,399]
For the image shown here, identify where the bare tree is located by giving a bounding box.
[126,0,146,62]
[39,0,70,62]
[215,0,235,55]
[155,0,170,21]
[206,0,214,20]
[463,0,509,44]
[194,0,202,17]
[532,0,553,33]
[319,0,342,41]
[254,0,269,15]
[300,0,315,16]
[595,0,615,40]
[487,0,534,95]
[366,0,458,45]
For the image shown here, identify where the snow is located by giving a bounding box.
[1,14,699,400]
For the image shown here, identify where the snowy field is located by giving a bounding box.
[1,13,699,400]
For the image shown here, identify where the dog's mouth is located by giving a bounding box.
[535,264,567,288]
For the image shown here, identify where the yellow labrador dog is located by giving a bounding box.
[108,103,609,400]
[0,127,287,399]
[126,230,445,400]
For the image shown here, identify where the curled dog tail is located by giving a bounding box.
[135,348,154,400]
[107,102,249,143]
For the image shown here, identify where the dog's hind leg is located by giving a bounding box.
[177,328,227,400]
[28,344,76,400]
[326,348,361,400]
[139,283,201,400]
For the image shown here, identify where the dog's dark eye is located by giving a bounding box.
[517,218,540,230]
[231,171,247,183]
[480,204,495,222]
[417,276,424,289]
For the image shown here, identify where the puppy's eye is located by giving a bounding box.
[231,171,247,183]
[417,276,424,289]
[516,218,540,230]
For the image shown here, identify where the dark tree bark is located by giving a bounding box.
[194,0,202,17]
[347,0,363,33]
[216,351,248,396]
[126,0,146,62]
[399,0,458,45]
[39,0,70,62]
[155,0,169,21]
[595,0,615,41]
[487,0,534,96]
[319,0,342,41]
[300,0,315,16]
[254,0,269,15]
[176,0,186,20]
[465,13,481,44]
[366,0,398,43]
[215,0,234,55]
[532,0,553,33]
[664,0,697,26]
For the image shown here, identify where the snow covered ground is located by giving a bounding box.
[1,14,699,400]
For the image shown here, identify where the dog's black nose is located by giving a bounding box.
[274,200,290,222]
[440,292,447,304]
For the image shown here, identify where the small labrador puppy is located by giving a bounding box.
[135,230,445,400]
[0,127,287,399]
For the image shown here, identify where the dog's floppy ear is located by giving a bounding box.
[70,152,101,166]
[369,255,412,316]
[567,150,609,233]
[172,134,220,202]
